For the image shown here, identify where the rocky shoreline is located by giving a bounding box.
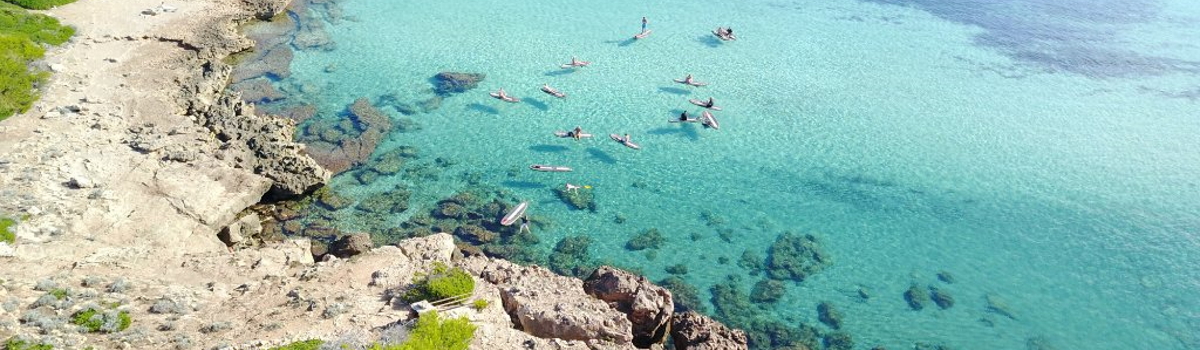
[0,0,746,349]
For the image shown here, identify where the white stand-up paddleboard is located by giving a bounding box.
[634,29,653,39]
[530,164,574,172]
[673,78,708,87]
[500,201,529,226]
[689,98,722,111]
[541,85,567,98]
[554,131,594,138]
[490,91,521,103]
[610,134,641,150]
[669,118,700,123]
[701,111,720,130]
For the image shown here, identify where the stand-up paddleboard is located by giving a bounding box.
[669,118,700,123]
[701,111,720,130]
[634,29,652,39]
[554,131,595,138]
[610,134,641,150]
[500,201,529,226]
[541,85,567,98]
[713,28,736,41]
[673,78,708,87]
[559,60,591,69]
[530,164,573,172]
[490,91,521,103]
[689,98,723,111]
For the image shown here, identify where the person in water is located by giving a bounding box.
[642,17,648,32]
[704,97,715,108]
[679,111,690,121]
[519,215,531,234]
[570,57,586,67]
[573,126,583,140]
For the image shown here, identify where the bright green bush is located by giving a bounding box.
[470,299,488,311]
[3,336,54,350]
[402,262,475,303]
[2,0,78,11]
[267,339,324,350]
[395,311,475,350]
[71,307,131,333]
[0,217,15,244]
[0,6,75,45]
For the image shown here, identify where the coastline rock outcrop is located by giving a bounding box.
[328,232,372,258]
[670,311,749,350]
[583,266,674,348]
[302,98,393,174]
[464,257,635,346]
[242,0,292,20]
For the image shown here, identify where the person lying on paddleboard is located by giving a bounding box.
[573,126,584,140]
[566,57,591,67]
[679,111,696,122]
[703,97,715,108]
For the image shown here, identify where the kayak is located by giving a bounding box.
[610,134,641,150]
[554,131,594,138]
[499,201,529,226]
[689,98,722,111]
[530,164,573,172]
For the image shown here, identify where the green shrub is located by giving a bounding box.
[2,0,78,11]
[0,217,15,244]
[3,336,54,350]
[470,299,488,311]
[0,6,75,45]
[402,262,475,303]
[71,307,131,333]
[48,288,69,300]
[267,339,323,350]
[394,311,475,350]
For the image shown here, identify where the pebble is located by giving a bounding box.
[49,64,65,72]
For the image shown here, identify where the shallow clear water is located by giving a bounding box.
[276,0,1200,348]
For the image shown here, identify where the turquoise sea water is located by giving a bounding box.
[272,0,1199,348]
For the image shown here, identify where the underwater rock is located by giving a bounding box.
[749,279,786,304]
[985,293,1017,320]
[354,169,378,185]
[367,152,405,175]
[231,44,293,83]
[936,271,956,284]
[316,189,352,210]
[1026,336,1057,350]
[766,232,831,282]
[583,266,674,348]
[659,277,707,313]
[548,235,594,278]
[665,264,689,275]
[273,104,317,124]
[418,95,443,112]
[434,201,468,220]
[356,190,409,214]
[904,284,928,311]
[710,276,756,323]
[929,286,955,310]
[914,342,953,350]
[738,250,765,275]
[301,98,393,174]
[555,186,596,211]
[670,311,749,350]
[823,332,854,350]
[453,225,497,245]
[817,301,843,330]
[626,228,666,251]
[230,77,285,104]
[431,71,486,95]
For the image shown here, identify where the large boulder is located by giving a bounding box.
[669,312,748,350]
[328,232,373,258]
[583,266,673,348]
[462,257,634,345]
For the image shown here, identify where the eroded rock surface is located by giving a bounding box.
[670,311,749,350]
[583,266,674,348]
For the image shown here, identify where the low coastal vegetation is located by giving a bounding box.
[2,0,78,10]
[1,216,16,244]
[269,311,475,350]
[3,336,54,350]
[71,305,132,333]
[0,1,74,120]
[402,262,475,303]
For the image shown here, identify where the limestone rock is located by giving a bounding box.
[241,0,292,20]
[68,176,96,189]
[329,233,373,258]
[669,311,748,350]
[396,233,456,263]
[583,266,674,347]
[464,258,634,345]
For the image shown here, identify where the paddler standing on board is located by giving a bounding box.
[641,16,648,33]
